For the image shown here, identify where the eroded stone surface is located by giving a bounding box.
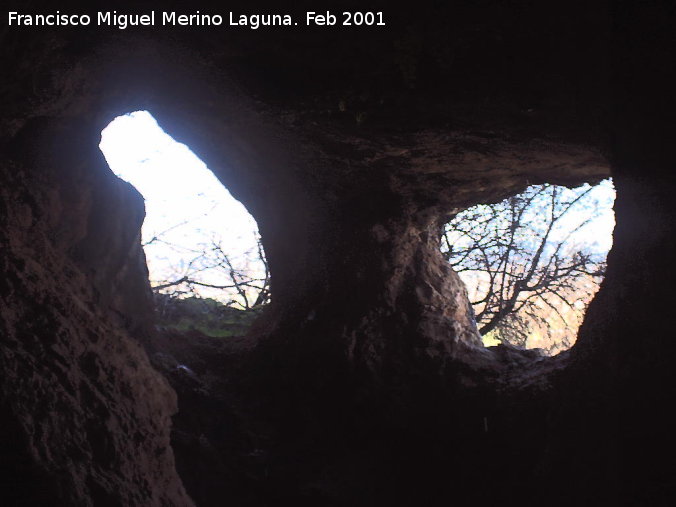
[0,130,192,505]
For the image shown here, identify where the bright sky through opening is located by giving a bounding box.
[99,111,262,302]
[561,179,615,253]
[443,179,615,353]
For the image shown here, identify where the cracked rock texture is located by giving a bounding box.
[0,129,192,505]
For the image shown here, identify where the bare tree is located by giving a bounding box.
[442,182,612,353]
[147,232,270,311]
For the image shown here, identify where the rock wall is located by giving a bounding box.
[0,120,191,504]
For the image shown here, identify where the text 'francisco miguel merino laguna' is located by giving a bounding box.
[7,11,386,29]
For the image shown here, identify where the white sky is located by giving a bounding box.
[99,111,262,301]
[547,179,615,253]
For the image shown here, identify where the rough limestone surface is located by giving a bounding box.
[0,126,193,505]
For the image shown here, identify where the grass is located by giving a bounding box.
[156,295,264,338]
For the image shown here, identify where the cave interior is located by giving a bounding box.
[1,1,675,506]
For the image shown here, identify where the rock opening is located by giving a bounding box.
[442,179,615,354]
[100,111,269,335]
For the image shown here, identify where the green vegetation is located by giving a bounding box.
[155,295,264,338]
